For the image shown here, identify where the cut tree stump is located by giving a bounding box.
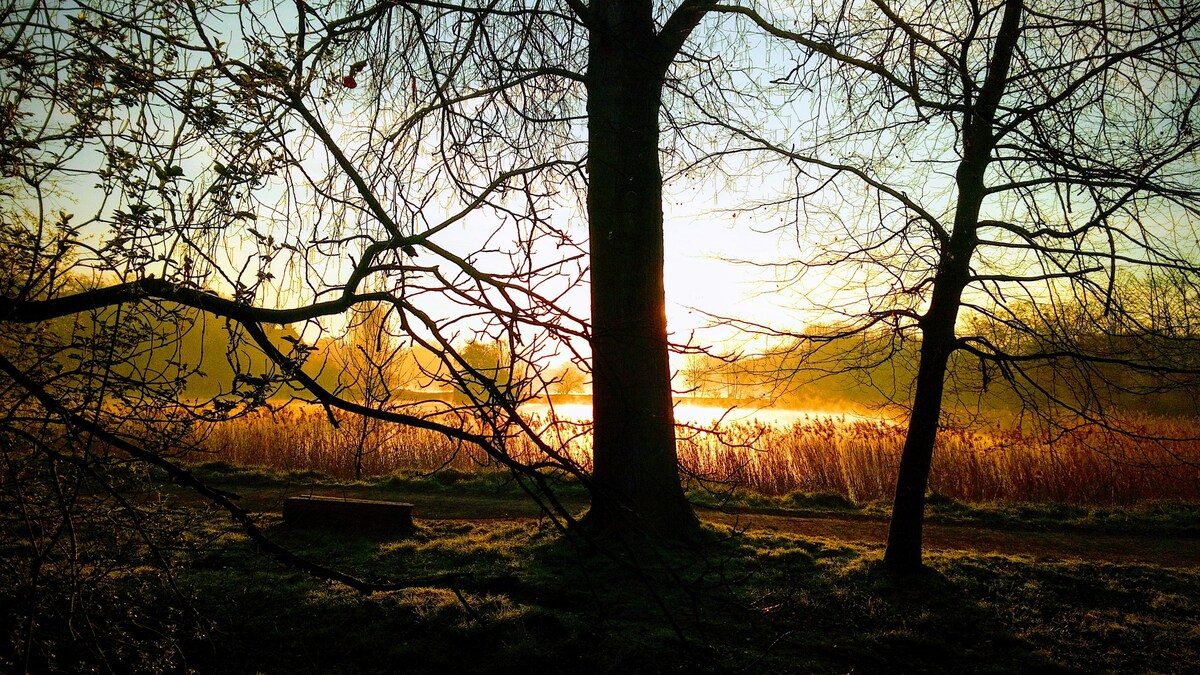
[283,495,414,534]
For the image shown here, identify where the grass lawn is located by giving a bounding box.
[176,518,1198,674]
[3,468,1198,673]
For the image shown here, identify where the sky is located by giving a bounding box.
[16,0,1196,383]
[4,0,908,390]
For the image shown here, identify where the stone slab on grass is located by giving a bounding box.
[283,495,415,534]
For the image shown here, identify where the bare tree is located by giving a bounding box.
[4,0,861,558]
[335,300,415,478]
[0,7,587,665]
[0,0,902,666]
[719,0,1200,571]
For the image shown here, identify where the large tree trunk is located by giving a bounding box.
[581,0,699,538]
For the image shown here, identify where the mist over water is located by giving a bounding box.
[520,402,872,426]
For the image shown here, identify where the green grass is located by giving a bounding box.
[192,462,1200,536]
[165,516,1198,674]
[688,482,1200,536]
[180,461,592,520]
[188,461,588,499]
[8,467,1197,673]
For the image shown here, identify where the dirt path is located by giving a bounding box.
[200,481,1200,569]
[706,510,1200,568]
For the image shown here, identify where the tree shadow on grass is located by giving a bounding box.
[563,528,1091,672]
[180,519,1080,674]
[793,559,1078,674]
[182,518,601,674]
[451,525,1077,674]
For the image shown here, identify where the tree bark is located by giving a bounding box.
[582,0,699,538]
[882,270,964,573]
[883,0,1024,573]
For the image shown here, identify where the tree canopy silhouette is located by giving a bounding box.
[719,0,1200,572]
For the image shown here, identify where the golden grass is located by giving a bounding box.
[190,407,594,477]
[678,415,1200,504]
[188,406,1200,505]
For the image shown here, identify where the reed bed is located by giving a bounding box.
[678,415,1200,504]
[191,406,594,478]
[189,405,1200,506]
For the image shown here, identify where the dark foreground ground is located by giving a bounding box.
[3,467,1198,674]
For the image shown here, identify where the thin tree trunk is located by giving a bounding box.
[883,170,988,572]
[883,0,1024,573]
[883,319,956,572]
[582,0,699,538]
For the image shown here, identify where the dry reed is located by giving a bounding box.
[188,405,1200,505]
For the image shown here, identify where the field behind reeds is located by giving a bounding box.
[190,405,1200,506]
